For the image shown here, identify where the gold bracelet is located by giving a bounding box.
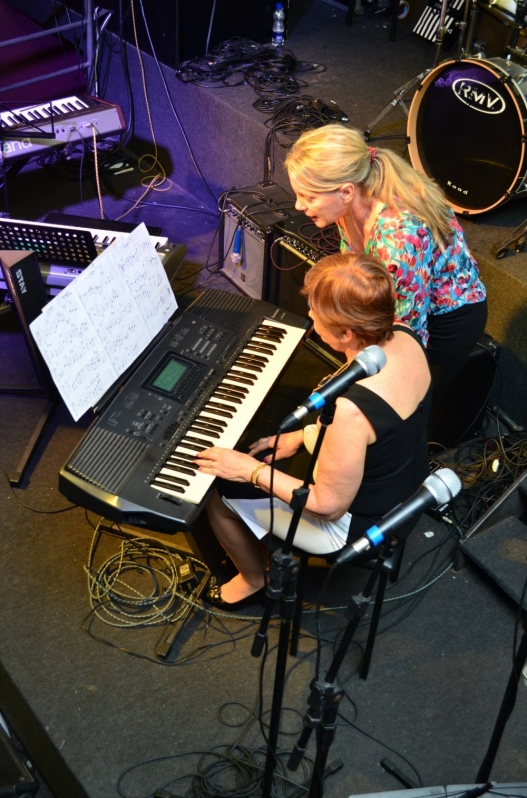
[251,461,267,487]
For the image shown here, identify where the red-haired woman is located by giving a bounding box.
[196,253,432,611]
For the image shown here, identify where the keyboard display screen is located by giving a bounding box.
[148,355,190,395]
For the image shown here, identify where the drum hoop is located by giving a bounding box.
[407,58,526,215]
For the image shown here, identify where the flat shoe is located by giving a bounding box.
[204,583,267,612]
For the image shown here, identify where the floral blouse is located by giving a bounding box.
[338,205,486,346]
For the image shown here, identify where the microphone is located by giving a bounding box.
[335,468,462,566]
[278,345,387,432]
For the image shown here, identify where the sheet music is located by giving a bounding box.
[30,223,177,421]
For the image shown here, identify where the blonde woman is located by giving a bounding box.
[196,254,431,611]
[284,124,487,410]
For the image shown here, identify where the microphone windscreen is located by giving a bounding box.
[356,345,387,377]
[426,468,462,506]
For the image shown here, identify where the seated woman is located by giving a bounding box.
[284,124,487,413]
[195,253,432,611]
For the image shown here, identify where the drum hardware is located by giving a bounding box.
[463,0,480,53]
[365,0,471,138]
[364,69,430,140]
[456,0,476,56]
[506,44,527,59]
[433,0,463,63]
[490,215,527,257]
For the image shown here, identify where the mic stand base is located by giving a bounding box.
[288,543,393,797]
[255,407,335,798]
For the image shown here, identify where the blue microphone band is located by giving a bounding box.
[308,392,325,410]
[365,526,384,546]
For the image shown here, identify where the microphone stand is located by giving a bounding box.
[288,522,417,798]
[252,401,336,798]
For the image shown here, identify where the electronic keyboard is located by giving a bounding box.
[0,94,126,160]
[59,289,309,532]
[0,218,186,296]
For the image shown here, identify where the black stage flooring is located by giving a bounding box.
[1,1,527,796]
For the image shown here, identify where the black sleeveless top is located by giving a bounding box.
[346,324,432,541]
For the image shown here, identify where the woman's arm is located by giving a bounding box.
[195,396,372,521]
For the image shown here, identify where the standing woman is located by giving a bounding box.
[284,124,487,412]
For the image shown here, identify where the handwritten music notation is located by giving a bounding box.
[30,223,178,421]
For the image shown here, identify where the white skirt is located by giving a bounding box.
[222,496,351,556]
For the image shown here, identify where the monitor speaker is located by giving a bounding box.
[219,182,298,300]
[460,469,527,605]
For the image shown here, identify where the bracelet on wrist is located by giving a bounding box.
[251,461,267,487]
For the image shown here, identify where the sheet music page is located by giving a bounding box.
[30,223,178,421]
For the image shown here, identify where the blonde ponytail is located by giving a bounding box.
[285,125,453,248]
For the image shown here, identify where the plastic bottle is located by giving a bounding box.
[272,2,285,48]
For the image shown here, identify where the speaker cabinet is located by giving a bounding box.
[272,215,340,318]
[219,182,298,300]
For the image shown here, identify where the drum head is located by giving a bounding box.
[408,59,525,214]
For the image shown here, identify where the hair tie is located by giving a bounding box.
[368,146,378,164]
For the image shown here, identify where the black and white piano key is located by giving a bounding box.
[150,318,307,505]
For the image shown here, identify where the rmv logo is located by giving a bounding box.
[15,268,27,294]
[452,78,506,114]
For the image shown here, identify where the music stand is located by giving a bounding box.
[0,249,58,485]
[0,217,97,483]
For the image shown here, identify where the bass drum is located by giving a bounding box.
[407,57,527,215]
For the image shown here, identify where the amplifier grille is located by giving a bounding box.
[67,427,150,494]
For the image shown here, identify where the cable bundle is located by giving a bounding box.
[260,95,349,144]
[85,531,201,628]
[176,37,326,98]
[429,428,527,533]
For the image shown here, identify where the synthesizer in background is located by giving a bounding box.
[0,217,187,297]
[0,95,126,161]
[59,289,309,532]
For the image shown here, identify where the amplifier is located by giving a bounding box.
[219,181,299,300]
[272,215,341,319]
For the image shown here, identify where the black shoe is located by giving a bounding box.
[204,583,266,612]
